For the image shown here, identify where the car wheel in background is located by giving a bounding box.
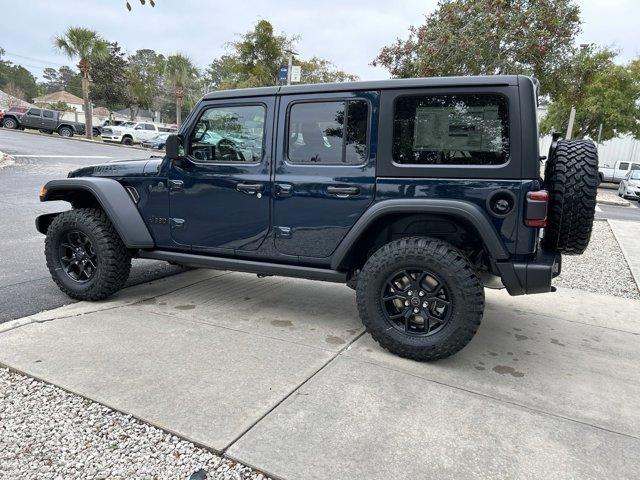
[121,136,133,146]
[58,126,73,137]
[39,129,53,134]
[3,117,18,129]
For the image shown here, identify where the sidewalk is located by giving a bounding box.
[609,219,640,290]
[0,268,639,479]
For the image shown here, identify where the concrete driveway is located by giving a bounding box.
[0,269,639,479]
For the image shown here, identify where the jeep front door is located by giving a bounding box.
[168,99,273,253]
[272,92,377,258]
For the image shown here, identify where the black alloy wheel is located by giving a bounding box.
[58,230,98,283]
[380,269,452,336]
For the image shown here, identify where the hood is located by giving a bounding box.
[68,158,163,178]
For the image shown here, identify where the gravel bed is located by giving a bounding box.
[0,367,271,480]
[553,220,640,299]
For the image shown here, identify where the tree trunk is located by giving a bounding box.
[176,96,182,127]
[81,75,92,140]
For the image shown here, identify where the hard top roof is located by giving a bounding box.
[202,75,521,101]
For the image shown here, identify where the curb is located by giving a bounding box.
[0,126,151,151]
[608,219,640,294]
[0,150,15,169]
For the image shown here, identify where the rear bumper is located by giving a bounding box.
[495,250,561,296]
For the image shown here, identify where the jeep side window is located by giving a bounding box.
[28,108,42,116]
[618,162,629,170]
[287,100,369,165]
[43,110,55,119]
[392,94,509,166]
[188,104,265,163]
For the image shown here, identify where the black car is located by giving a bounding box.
[35,76,598,361]
[141,133,171,149]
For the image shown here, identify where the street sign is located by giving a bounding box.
[278,66,288,82]
[290,65,302,83]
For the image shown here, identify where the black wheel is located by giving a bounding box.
[543,139,598,255]
[356,237,484,361]
[58,126,73,137]
[45,208,131,301]
[121,136,133,146]
[3,117,18,129]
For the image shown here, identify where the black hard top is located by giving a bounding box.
[202,75,522,101]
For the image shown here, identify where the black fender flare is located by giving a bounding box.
[36,178,154,249]
[330,199,510,270]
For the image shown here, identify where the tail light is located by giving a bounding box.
[525,190,548,228]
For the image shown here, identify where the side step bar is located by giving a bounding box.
[138,250,347,283]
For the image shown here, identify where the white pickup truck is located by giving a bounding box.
[101,121,165,145]
[599,160,640,184]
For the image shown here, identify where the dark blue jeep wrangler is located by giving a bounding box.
[36,76,598,361]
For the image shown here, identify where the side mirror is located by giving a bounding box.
[165,134,183,160]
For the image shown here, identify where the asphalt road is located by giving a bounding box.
[0,129,184,323]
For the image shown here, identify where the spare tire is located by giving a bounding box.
[542,139,598,255]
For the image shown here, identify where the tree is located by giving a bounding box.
[89,42,131,111]
[126,0,155,11]
[127,49,165,119]
[205,20,357,90]
[540,48,640,141]
[39,66,83,97]
[0,48,38,101]
[164,54,199,127]
[48,100,75,112]
[373,0,581,97]
[53,27,109,138]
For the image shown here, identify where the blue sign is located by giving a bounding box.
[278,65,288,82]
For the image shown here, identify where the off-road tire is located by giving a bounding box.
[3,117,18,129]
[45,208,131,301]
[543,139,598,255]
[58,126,73,137]
[356,237,484,361]
[121,136,133,146]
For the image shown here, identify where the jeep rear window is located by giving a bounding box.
[287,100,369,165]
[392,94,509,166]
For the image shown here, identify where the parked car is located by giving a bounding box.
[2,107,90,137]
[0,106,27,127]
[36,76,599,361]
[599,160,640,184]
[101,121,163,145]
[141,132,171,149]
[617,170,640,200]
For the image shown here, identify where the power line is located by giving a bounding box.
[3,50,68,68]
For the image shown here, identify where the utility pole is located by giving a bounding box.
[566,106,576,139]
[285,49,297,86]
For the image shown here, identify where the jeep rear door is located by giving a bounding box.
[272,91,378,259]
[168,97,274,253]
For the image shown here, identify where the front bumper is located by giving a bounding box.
[102,135,123,143]
[495,250,561,296]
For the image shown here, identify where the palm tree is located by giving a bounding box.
[164,54,198,127]
[54,27,109,139]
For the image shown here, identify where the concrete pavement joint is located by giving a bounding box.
[222,330,368,453]
[340,354,640,442]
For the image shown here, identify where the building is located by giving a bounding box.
[32,90,84,112]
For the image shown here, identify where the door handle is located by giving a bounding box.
[168,179,184,191]
[327,186,360,197]
[275,183,293,197]
[236,183,264,194]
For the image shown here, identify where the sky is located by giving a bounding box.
[1,0,639,82]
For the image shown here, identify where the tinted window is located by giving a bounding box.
[631,163,640,170]
[144,123,155,131]
[28,108,42,116]
[393,94,509,165]
[288,100,369,165]
[189,104,265,163]
[43,110,55,119]
[619,162,629,170]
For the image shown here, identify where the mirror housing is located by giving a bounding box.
[165,134,183,160]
